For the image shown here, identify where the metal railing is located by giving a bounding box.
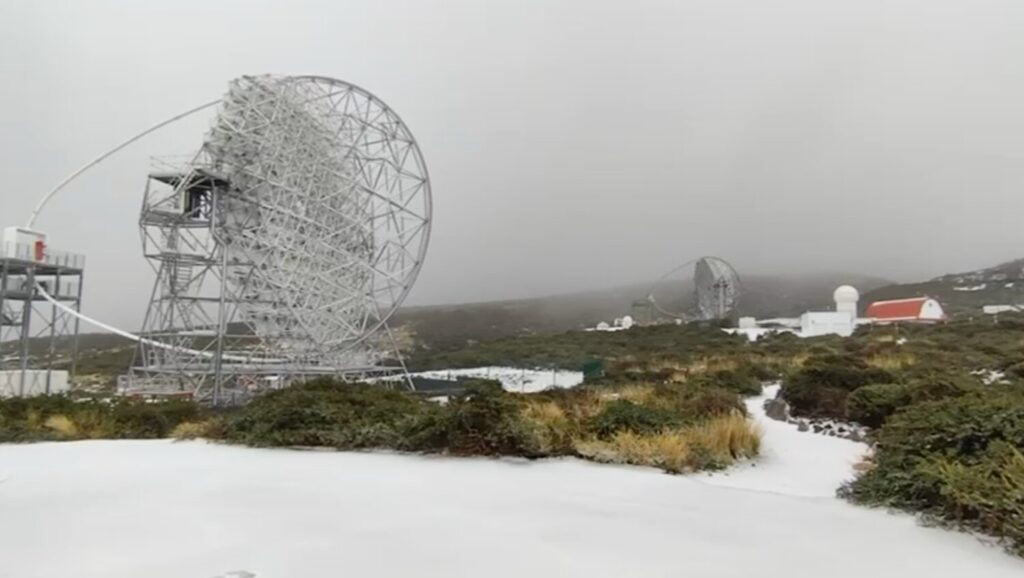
[0,276,80,298]
[1,242,86,269]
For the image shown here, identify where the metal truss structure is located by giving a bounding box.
[0,244,84,396]
[693,257,741,320]
[647,256,742,322]
[125,75,432,403]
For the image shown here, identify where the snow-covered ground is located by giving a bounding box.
[702,385,868,497]
[409,366,584,393]
[1,387,1021,577]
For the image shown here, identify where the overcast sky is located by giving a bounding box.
[2,0,1023,330]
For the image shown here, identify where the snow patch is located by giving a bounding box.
[409,366,584,393]
[1,385,1022,576]
[704,384,868,497]
[973,368,1010,385]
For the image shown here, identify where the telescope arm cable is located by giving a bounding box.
[20,99,287,364]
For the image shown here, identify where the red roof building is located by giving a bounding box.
[865,297,946,324]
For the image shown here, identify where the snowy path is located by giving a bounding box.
[701,384,869,497]
[1,389,1022,577]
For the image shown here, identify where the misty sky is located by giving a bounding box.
[2,0,1023,330]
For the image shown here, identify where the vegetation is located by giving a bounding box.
[0,369,764,476]
[213,376,761,473]
[7,309,1024,552]
[0,395,200,442]
[406,313,1024,553]
[842,390,1024,554]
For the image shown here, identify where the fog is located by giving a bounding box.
[2,0,1023,330]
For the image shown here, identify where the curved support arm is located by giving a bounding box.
[26,99,221,229]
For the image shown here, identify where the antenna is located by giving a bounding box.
[646,256,742,322]
[26,75,432,403]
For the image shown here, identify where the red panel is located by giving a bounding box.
[865,298,928,320]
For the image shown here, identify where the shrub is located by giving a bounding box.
[782,354,894,418]
[403,381,540,457]
[650,385,746,423]
[846,383,912,428]
[844,390,1024,554]
[929,442,1024,555]
[588,400,678,439]
[691,368,762,396]
[0,396,202,442]
[222,379,430,448]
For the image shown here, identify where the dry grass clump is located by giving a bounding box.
[43,414,78,438]
[43,410,117,440]
[170,419,222,440]
[521,400,575,453]
[683,356,740,375]
[689,411,762,463]
[609,384,656,404]
[865,352,917,371]
[574,411,761,474]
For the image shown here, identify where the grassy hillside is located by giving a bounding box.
[1,270,890,384]
[396,270,891,349]
[863,258,1024,317]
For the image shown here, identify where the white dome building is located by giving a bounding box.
[833,285,860,318]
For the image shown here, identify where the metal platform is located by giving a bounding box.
[0,244,84,397]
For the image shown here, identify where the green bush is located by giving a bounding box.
[588,400,678,439]
[650,384,746,423]
[0,395,203,442]
[222,379,428,449]
[111,399,201,438]
[846,383,912,428]
[691,368,762,396]
[927,442,1024,554]
[782,354,894,418]
[402,381,540,457]
[844,390,1024,554]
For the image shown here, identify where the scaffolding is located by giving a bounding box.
[0,237,84,397]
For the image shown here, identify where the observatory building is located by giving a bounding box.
[865,297,946,324]
[797,285,859,338]
[731,285,949,341]
[730,284,861,340]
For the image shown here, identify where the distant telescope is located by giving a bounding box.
[647,256,742,322]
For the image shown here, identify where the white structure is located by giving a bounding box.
[2,227,46,261]
[795,285,859,337]
[984,305,1023,315]
[833,285,859,319]
[727,285,859,340]
[0,370,69,398]
[799,311,855,337]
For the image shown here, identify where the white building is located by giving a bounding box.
[727,285,860,340]
[983,305,1023,315]
[799,311,854,337]
[798,285,859,337]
